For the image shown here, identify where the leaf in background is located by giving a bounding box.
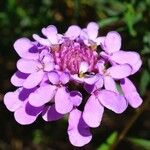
[128,137,150,150]
[98,17,119,28]
[123,3,142,36]
[33,129,43,144]
[140,69,150,95]
[97,132,118,150]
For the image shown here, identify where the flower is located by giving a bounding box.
[4,22,142,147]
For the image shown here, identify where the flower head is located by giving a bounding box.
[4,22,142,147]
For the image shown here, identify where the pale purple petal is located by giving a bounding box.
[55,87,73,114]
[28,85,56,107]
[33,34,50,46]
[42,105,64,121]
[107,64,132,79]
[48,71,60,85]
[4,89,23,112]
[70,91,82,106]
[84,74,100,85]
[104,31,121,53]
[17,59,41,74]
[42,25,58,45]
[87,22,99,40]
[83,95,104,128]
[23,70,44,89]
[110,51,142,74]
[98,90,127,113]
[68,109,92,147]
[65,25,81,40]
[59,72,70,84]
[104,76,118,93]
[14,102,43,125]
[79,61,89,73]
[120,78,142,108]
[11,71,29,87]
[14,38,39,60]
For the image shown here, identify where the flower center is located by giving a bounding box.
[52,39,98,74]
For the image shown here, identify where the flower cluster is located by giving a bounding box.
[4,22,142,147]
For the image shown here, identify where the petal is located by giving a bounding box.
[32,34,50,46]
[83,95,104,128]
[98,90,127,113]
[120,78,142,108]
[55,87,73,114]
[70,91,82,106]
[104,76,118,93]
[11,71,29,87]
[84,74,100,85]
[28,84,56,107]
[48,71,60,85]
[65,25,81,40]
[110,51,142,74]
[59,72,70,84]
[23,70,44,89]
[4,89,23,112]
[42,25,58,44]
[17,59,41,74]
[87,22,99,40]
[68,109,92,147]
[14,102,43,125]
[84,83,95,94]
[107,64,132,79]
[79,61,89,73]
[42,105,64,121]
[104,31,121,53]
[14,38,39,60]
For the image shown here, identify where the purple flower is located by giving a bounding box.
[4,22,142,147]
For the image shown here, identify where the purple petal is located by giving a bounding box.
[84,74,100,85]
[11,71,29,87]
[14,38,39,60]
[104,76,118,93]
[4,89,23,112]
[42,105,64,121]
[14,102,43,125]
[48,71,60,85]
[55,87,73,114]
[84,83,95,94]
[98,90,127,113]
[65,25,81,40]
[70,91,82,106]
[60,72,70,84]
[83,95,104,128]
[23,70,44,89]
[33,34,50,46]
[19,88,37,101]
[17,59,41,74]
[110,51,142,74]
[42,25,58,44]
[68,109,92,147]
[120,78,142,108]
[87,22,99,40]
[28,85,56,107]
[104,31,121,54]
[107,64,132,79]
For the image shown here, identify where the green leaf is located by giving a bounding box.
[140,69,150,95]
[128,137,150,150]
[97,132,118,150]
[33,129,43,144]
[98,17,119,28]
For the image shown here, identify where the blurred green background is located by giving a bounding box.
[0,0,150,149]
